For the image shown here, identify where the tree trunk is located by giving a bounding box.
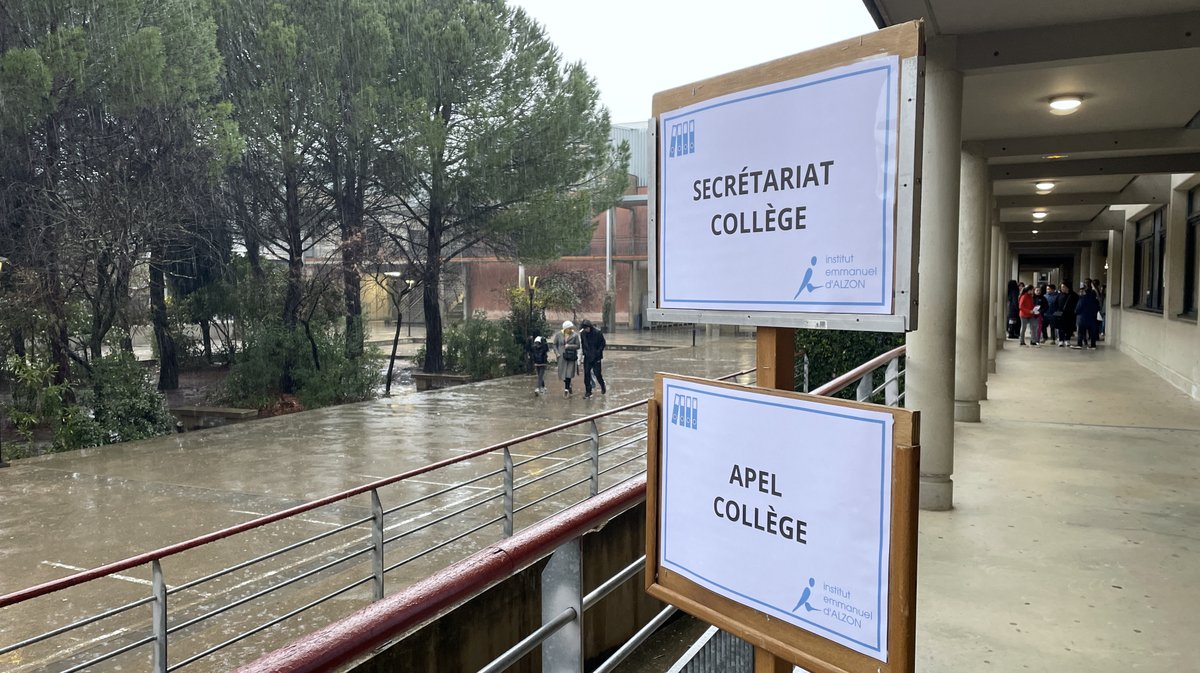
[150,250,178,390]
[200,319,213,363]
[280,165,304,394]
[42,114,70,387]
[385,306,402,395]
[281,171,304,329]
[340,173,364,360]
[421,279,443,373]
[10,329,26,358]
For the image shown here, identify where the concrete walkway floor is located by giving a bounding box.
[916,341,1200,673]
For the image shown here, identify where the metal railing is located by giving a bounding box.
[0,369,756,673]
[0,346,905,673]
[234,345,907,673]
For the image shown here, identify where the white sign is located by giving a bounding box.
[658,56,898,314]
[659,376,894,661]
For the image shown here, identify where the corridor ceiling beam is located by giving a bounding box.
[957,11,1200,72]
[989,154,1200,181]
[973,129,1200,160]
[995,175,1170,209]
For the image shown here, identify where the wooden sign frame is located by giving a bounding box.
[647,21,924,333]
[644,373,920,673]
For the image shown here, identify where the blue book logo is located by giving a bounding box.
[667,120,695,159]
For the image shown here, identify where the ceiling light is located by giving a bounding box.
[1049,96,1083,115]
[1035,182,1056,191]
[1043,154,1069,160]
[1032,211,1048,219]
[1032,230,1039,235]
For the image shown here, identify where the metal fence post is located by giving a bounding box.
[885,358,900,407]
[802,354,810,393]
[503,447,514,538]
[541,538,582,673]
[588,420,600,497]
[371,489,385,600]
[856,371,874,402]
[152,560,168,673]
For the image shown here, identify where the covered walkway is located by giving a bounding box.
[918,342,1200,672]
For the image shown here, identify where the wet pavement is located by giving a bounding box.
[0,328,756,673]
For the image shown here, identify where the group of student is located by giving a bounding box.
[1008,279,1105,349]
[529,319,608,398]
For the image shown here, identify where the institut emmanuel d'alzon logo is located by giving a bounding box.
[670,394,698,429]
[668,120,695,159]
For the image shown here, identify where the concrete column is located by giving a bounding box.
[954,150,987,422]
[518,264,526,289]
[974,209,993,393]
[1079,248,1091,286]
[1108,229,1124,346]
[997,229,1009,349]
[988,222,1002,365]
[605,209,615,293]
[1090,241,1105,283]
[906,36,962,511]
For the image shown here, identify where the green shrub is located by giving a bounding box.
[794,329,905,400]
[88,352,176,443]
[502,287,551,374]
[3,352,172,452]
[222,319,381,410]
[443,311,523,380]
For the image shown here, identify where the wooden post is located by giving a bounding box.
[755,649,795,673]
[755,325,795,670]
[756,326,796,391]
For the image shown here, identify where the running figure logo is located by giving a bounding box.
[793,256,818,299]
[792,577,820,613]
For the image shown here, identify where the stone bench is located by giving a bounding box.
[410,372,473,392]
[170,406,259,432]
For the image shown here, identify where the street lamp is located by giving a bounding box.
[525,276,539,371]
[384,275,417,396]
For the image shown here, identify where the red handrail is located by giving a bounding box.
[232,477,648,673]
[810,345,906,397]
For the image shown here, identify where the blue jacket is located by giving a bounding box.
[1076,290,1100,323]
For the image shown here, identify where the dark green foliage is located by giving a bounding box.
[415,312,524,381]
[219,264,382,410]
[3,352,173,454]
[794,329,905,399]
[88,353,176,443]
[502,287,552,374]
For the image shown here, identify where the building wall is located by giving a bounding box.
[1118,309,1200,399]
[457,184,650,328]
[1112,173,1200,401]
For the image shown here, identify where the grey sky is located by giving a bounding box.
[509,1,878,124]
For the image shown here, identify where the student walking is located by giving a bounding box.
[1056,283,1077,346]
[579,319,607,399]
[1018,285,1039,346]
[1073,283,1100,349]
[531,336,549,394]
[553,321,581,396]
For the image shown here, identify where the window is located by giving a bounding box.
[1184,187,1199,318]
[1133,209,1166,311]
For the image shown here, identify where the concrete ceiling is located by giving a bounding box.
[864,0,1200,257]
[991,175,1134,196]
[869,0,1200,34]
[999,204,1106,224]
[961,49,1200,141]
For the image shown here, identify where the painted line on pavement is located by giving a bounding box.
[41,561,153,588]
[230,510,342,528]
